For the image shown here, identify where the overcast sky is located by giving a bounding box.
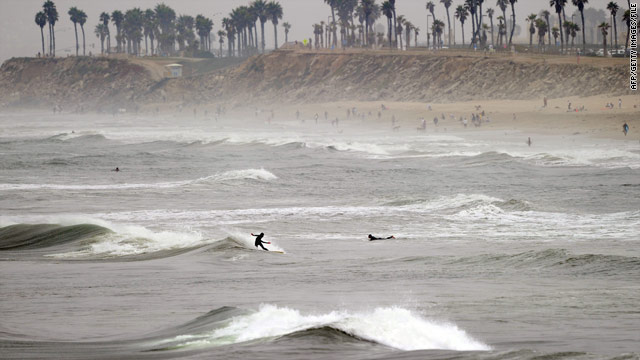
[0,0,623,62]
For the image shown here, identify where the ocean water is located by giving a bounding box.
[0,111,639,360]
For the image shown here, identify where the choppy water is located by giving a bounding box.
[1,112,639,360]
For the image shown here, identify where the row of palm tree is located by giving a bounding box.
[34,1,287,58]
[314,0,633,55]
[221,0,284,58]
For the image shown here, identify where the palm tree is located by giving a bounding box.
[426,2,436,23]
[569,22,579,48]
[99,12,111,54]
[622,9,630,51]
[414,26,420,47]
[68,7,80,56]
[508,0,517,47]
[267,1,283,49]
[123,8,144,55]
[535,18,548,50]
[361,0,376,47]
[526,14,537,47]
[404,20,413,48]
[144,9,156,55]
[440,0,453,47]
[251,0,268,52]
[381,1,393,48]
[77,10,87,55]
[432,19,445,48]
[389,0,397,46]
[35,11,47,56]
[550,0,566,52]
[396,15,405,49]
[540,10,551,47]
[496,0,508,46]
[324,0,339,47]
[487,8,495,46]
[222,17,234,56]
[465,0,477,47]
[43,0,58,56]
[218,30,226,56]
[283,22,291,43]
[111,10,124,53]
[571,0,588,52]
[497,15,505,46]
[607,2,619,50]
[552,26,560,46]
[455,5,468,45]
[95,23,106,54]
[598,22,610,56]
[154,4,176,56]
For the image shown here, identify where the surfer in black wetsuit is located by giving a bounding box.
[368,234,395,241]
[251,232,271,251]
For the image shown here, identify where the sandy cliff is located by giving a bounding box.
[0,50,632,110]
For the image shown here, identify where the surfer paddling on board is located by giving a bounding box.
[251,232,271,251]
[368,234,395,241]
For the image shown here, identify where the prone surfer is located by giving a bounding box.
[251,232,271,251]
[368,234,395,241]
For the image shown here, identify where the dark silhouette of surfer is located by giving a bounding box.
[112,167,120,172]
[368,234,395,241]
[251,232,271,251]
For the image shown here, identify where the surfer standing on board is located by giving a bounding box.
[368,234,395,241]
[251,232,271,251]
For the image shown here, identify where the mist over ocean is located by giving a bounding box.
[1,111,639,360]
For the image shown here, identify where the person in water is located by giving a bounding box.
[368,234,395,241]
[112,167,120,172]
[251,232,271,251]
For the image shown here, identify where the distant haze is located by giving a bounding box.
[0,0,623,62]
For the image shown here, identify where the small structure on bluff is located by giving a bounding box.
[164,64,183,78]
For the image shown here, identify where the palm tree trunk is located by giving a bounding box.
[613,17,618,50]
[508,4,516,46]
[446,9,451,47]
[603,34,607,57]
[392,10,398,47]
[274,23,278,49]
[626,23,630,51]
[48,23,52,55]
[558,13,564,52]
[461,23,465,45]
[331,7,338,47]
[365,18,369,47]
[546,17,551,46]
[490,18,495,46]
[74,23,79,56]
[81,25,85,56]
[260,21,265,53]
[40,27,45,56]
[53,24,56,56]
[388,19,392,48]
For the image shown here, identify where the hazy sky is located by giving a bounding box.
[0,0,622,62]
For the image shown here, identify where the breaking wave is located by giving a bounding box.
[151,304,490,352]
[0,168,277,191]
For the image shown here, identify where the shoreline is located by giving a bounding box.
[3,95,638,143]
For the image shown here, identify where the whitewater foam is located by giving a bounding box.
[158,304,490,351]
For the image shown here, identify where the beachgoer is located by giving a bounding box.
[619,99,622,109]
[251,232,271,251]
[113,167,120,172]
[623,123,629,136]
[527,137,532,147]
